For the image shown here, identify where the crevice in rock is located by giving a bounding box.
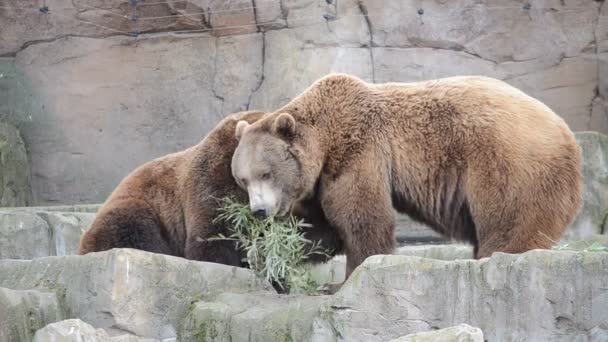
[0,34,125,57]
[279,0,288,21]
[251,0,260,33]
[357,0,375,83]
[589,1,604,125]
[35,212,56,257]
[246,32,266,110]
[211,37,225,114]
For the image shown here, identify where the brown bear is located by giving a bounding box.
[78,110,342,269]
[231,74,583,291]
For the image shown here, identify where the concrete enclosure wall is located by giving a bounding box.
[1,0,607,205]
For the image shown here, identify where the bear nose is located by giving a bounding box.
[253,209,267,218]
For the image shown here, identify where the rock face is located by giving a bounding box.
[0,248,270,340]
[0,222,606,341]
[0,209,95,259]
[0,123,30,207]
[0,190,603,341]
[33,319,156,342]
[569,132,608,240]
[0,287,64,342]
[326,251,608,342]
[180,293,331,341]
[310,244,474,285]
[0,0,606,205]
[388,324,484,342]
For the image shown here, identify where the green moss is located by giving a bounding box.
[192,319,219,342]
[553,237,608,252]
[193,322,206,342]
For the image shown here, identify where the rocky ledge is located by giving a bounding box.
[0,245,605,341]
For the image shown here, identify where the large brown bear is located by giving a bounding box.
[79,110,342,269]
[231,74,583,290]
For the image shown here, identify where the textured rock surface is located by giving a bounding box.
[0,249,270,339]
[0,122,30,207]
[33,319,158,342]
[568,132,608,240]
[0,287,64,342]
[1,204,102,213]
[326,250,608,342]
[0,210,95,259]
[0,0,605,204]
[180,293,330,341]
[0,228,605,341]
[388,324,484,342]
[310,244,473,285]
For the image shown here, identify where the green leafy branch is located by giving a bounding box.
[211,197,330,294]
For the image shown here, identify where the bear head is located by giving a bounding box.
[231,112,321,218]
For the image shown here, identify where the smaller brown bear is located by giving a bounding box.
[79,111,342,269]
[232,74,583,292]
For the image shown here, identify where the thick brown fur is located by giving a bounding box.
[78,111,343,268]
[233,74,583,284]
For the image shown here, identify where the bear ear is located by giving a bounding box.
[235,120,249,141]
[272,113,296,140]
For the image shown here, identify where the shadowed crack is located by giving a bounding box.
[246,32,266,110]
[357,0,375,82]
[251,0,261,33]
[589,0,604,124]
[1,34,128,57]
[211,37,225,113]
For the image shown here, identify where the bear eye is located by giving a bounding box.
[240,178,248,187]
[261,172,271,180]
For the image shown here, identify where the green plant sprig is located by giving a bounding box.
[211,197,330,294]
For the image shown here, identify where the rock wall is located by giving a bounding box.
[1,0,607,205]
[0,123,30,207]
[0,246,605,341]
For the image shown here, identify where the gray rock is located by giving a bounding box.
[388,324,484,342]
[0,210,52,259]
[0,0,263,55]
[567,132,608,240]
[0,287,64,342]
[0,122,30,207]
[0,204,103,213]
[324,250,608,342]
[43,211,96,256]
[591,97,608,135]
[249,25,374,111]
[0,210,96,259]
[310,244,473,285]
[507,54,598,132]
[598,1,608,54]
[1,0,606,205]
[214,33,264,113]
[360,0,598,63]
[0,248,270,340]
[33,319,159,342]
[395,244,473,260]
[180,292,331,342]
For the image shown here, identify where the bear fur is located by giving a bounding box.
[79,110,342,268]
[232,74,583,286]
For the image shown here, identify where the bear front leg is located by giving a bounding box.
[183,210,244,267]
[319,165,396,293]
[184,234,243,267]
